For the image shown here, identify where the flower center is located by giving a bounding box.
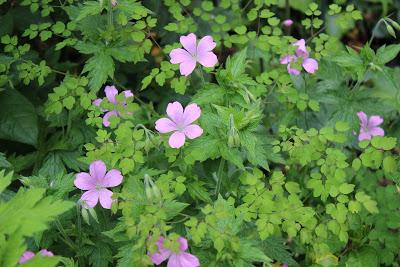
[95,183,103,190]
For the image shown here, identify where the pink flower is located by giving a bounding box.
[283,19,293,27]
[280,39,318,75]
[155,101,203,149]
[74,160,123,209]
[93,85,134,127]
[170,33,218,76]
[19,249,53,264]
[281,264,289,267]
[357,112,384,141]
[150,237,200,267]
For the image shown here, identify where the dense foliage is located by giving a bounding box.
[0,0,399,266]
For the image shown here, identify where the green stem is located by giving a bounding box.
[215,158,225,197]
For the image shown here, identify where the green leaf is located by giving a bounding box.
[226,48,247,77]
[0,89,38,146]
[234,25,247,35]
[76,1,104,21]
[163,200,189,220]
[376,44,400,64]
[370,136,397,150]
[339,183,355,194]
[82,53,114,92]
[382,156,397,173]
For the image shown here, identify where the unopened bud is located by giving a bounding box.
[144,174,161,202]
[228,114,240,148]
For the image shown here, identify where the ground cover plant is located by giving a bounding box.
[0,0,400,266]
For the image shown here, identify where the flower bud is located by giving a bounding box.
[228,114,240,148]
[144,174,161,202]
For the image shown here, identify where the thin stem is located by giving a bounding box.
[215,158,225,197]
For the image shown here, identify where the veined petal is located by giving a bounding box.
[98,188,113,209]
[358,130,372,141]
[302,58,318,74]
[197,51,218,68]
[184,125,203,139]
[369,127,384,137]
[168,253,200,267]
[103,110,119,127]
[280,54,295,64]
[178,237,188,251]
[150,237,172,265]
[287,64,301,75]
[170,48,193,64]
[180,33,197,56]
[39,249,54,257]
[19,251,35,264]
[74,172,96,190]
[156,118,178,133]
[102,169,123,188]
[89,160,107,180]
[197,35,216,53]
[169,131,186,148]
[105,85,118,104]
[167,102,184,124]
[368,115,383,127]
[179,59,197,76]
[81,189,99,208]
[123,90,134,99]
[183,103,201,125]
[357,112,368,127]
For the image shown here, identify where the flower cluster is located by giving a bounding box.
[280,39,318,75]
[93,85,134,127]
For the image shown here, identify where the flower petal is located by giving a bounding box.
[183,103,201,125]
[283,19,293,27]
[81,189,99,208]
[358,131,372,141]
[287,64,301,75]
[184,125,203,139]
[39,249,54,257]
[169,131,186,149]
[102,169,123,188]
[280,55,295,64]
[93,98,103,107]
[357,112,368,127]
[179,59,197,76]
[178,237,188,251]
[74,172,96,190]
[19,251,35,264]
[294,39,308,57]
[156,118,178,133]
[150,237,172,265]
[105,85,118,104]
[123,90,134,99]
[368,115,383,127]
[98,188,113,209]
[89,160,107,180]
[369,127,384,137]
[167,102,184,124]
[197,51,218,68]
[197,35,216,53]
[302,58,318,73]
[170,48,193,64]
[168,253,200,267]
[103,110,119,127]
[180,33,197,56]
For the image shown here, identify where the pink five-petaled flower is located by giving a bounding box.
[282,19,293,27]
[170,33,218,76]
[280,39,318,75]
[74,160,123,209]
[357,111,384,141]
[150,236,200,267]
[19,249,54,264]
[155,101,203,149]
[93,85,134,127]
